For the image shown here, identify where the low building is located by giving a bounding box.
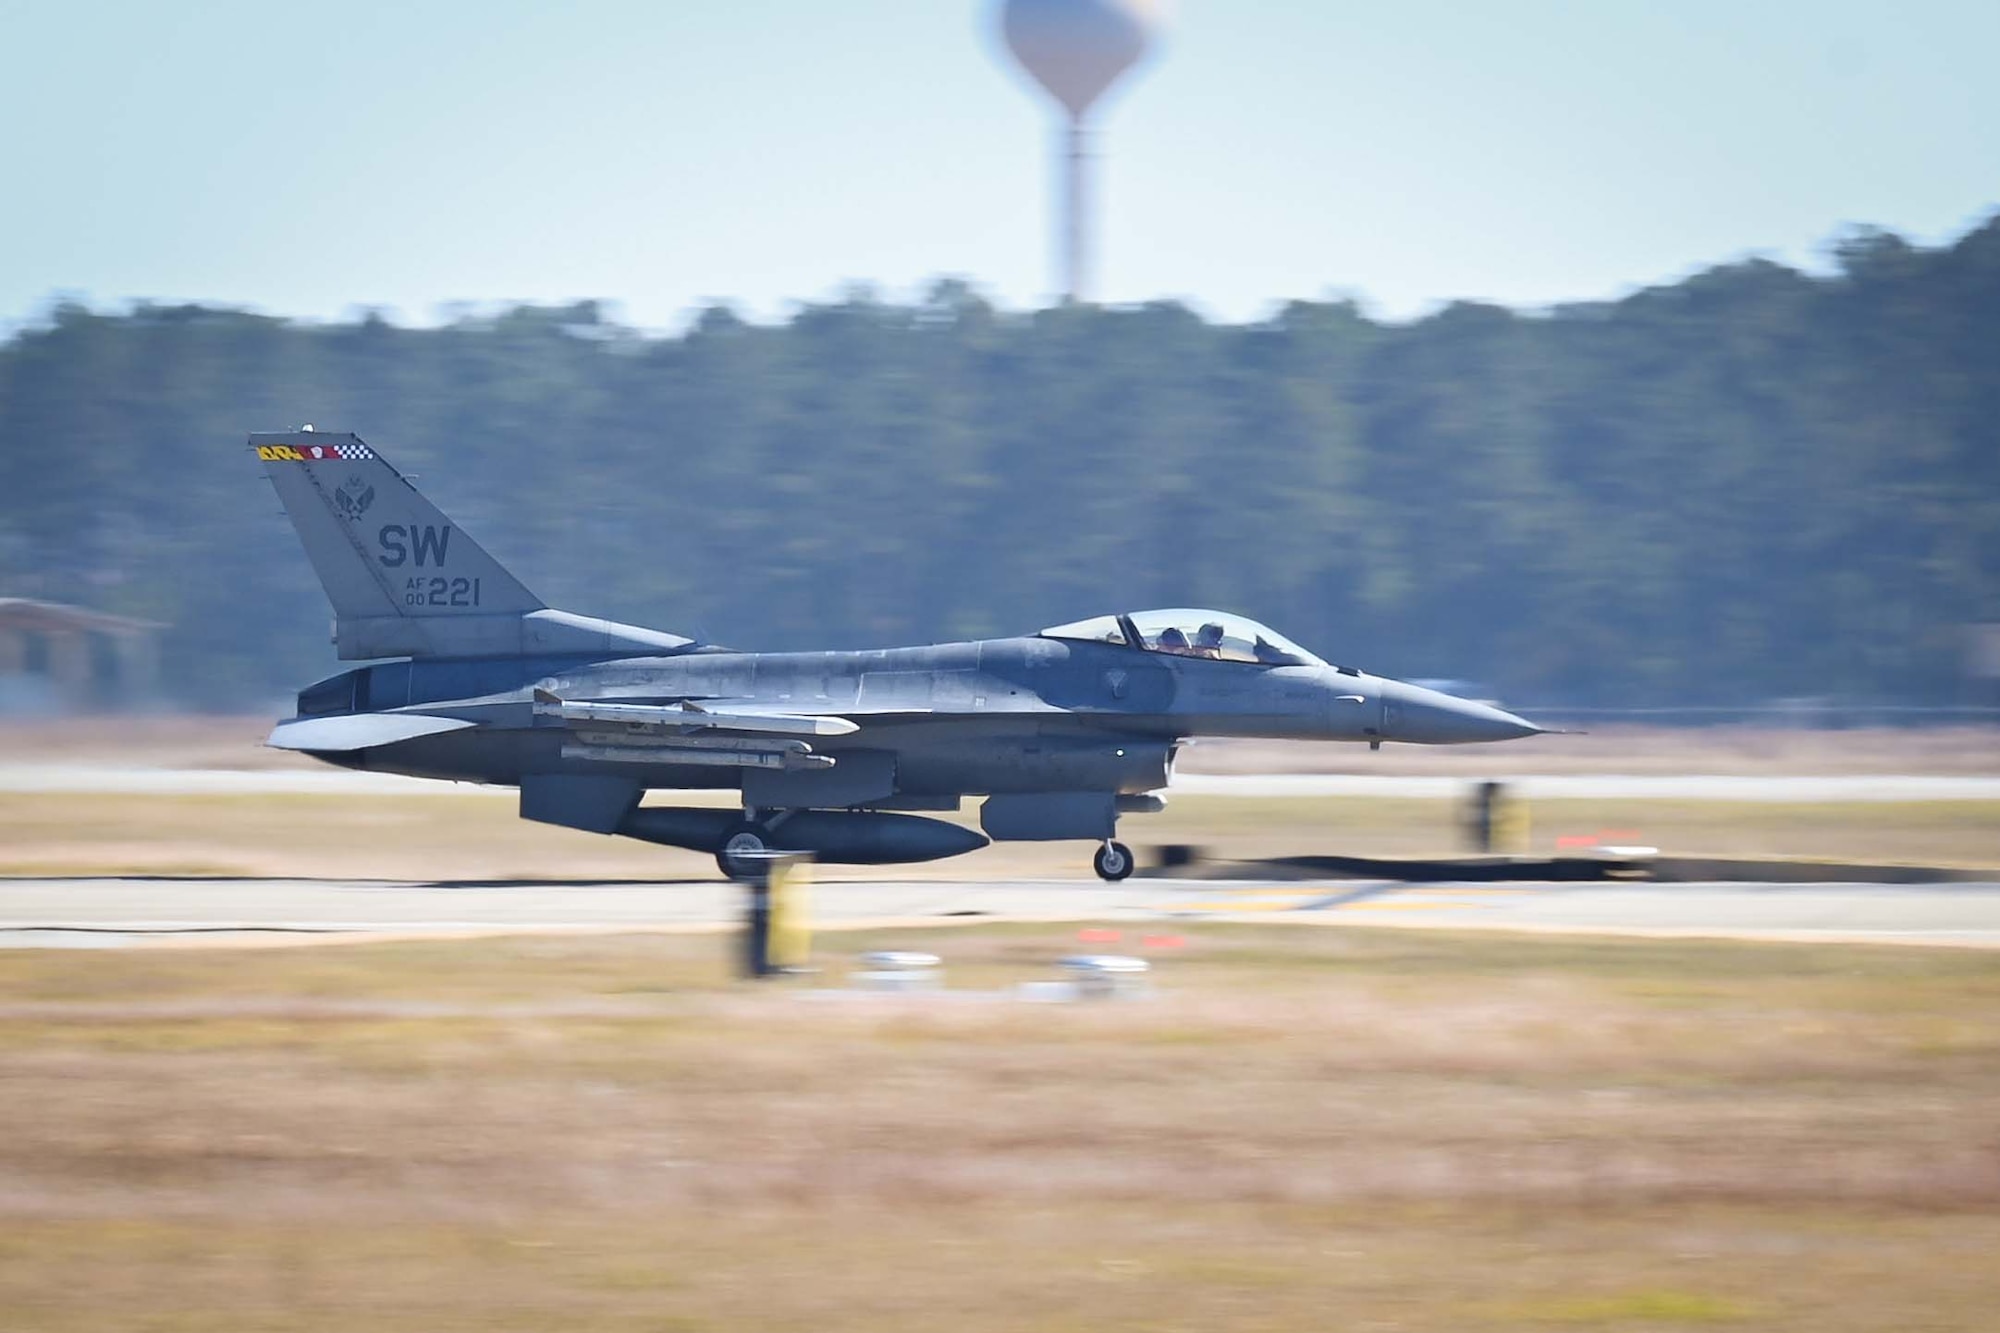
[0,598,165,714]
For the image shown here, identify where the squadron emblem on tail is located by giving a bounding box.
[334,477,375,519]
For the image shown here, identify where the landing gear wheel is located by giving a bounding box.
[1093,840,1135,882]
[716,820,771,882]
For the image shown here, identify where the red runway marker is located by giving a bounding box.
[1555,834,1600,849]
[1141,935,1186,950]
[1077,928,1122,944]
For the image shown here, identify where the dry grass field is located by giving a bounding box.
[1,925,1997,1331]
[2,789,1998,880]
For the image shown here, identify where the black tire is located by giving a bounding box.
[716,820,771,882]
[1093,840,1135,882]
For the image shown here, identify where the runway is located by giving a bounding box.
[7,764,2000,801]
[5,874,1999,948]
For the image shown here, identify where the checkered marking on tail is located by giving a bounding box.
[257,442,377,462]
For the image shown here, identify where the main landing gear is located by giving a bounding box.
[718,807,798,882]
[1093,839,1134,882]
[716,820,771,881]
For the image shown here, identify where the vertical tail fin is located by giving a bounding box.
[252,430,688,661]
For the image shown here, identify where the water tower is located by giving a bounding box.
[997,0,1165,304]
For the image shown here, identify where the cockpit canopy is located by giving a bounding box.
[1038,609,1325,667]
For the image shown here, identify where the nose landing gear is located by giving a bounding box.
[1093,839,1135,882]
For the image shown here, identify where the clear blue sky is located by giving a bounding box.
[3,0,1996,328]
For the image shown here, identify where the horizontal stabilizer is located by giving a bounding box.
[532,688,859,736]
[268,713,478,752]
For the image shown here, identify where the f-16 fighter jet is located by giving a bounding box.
[255,430,1543,881]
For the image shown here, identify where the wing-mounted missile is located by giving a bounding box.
[532,688,845,770]
[531,688,858,736]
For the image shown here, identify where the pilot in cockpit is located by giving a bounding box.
[1156,626,1193,655]
[1191,623,1226,659]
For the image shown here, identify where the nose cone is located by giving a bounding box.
[1382,680,1541,745]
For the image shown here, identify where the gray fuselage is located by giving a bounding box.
[300,633,1534,799]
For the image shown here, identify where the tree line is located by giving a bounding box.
[3,218,1995,709]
